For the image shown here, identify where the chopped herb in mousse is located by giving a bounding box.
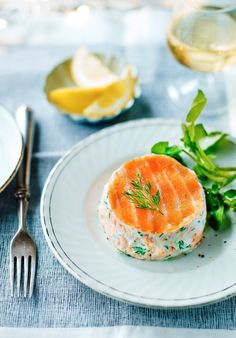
[99,152,206,260]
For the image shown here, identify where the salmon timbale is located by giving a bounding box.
[99,155,206,260]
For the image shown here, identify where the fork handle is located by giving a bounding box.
[15,106,35,231]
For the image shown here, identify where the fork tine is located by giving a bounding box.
[10,256,15,297]
[29,256,36,298]
[16,257,22,297]
[23,257,29,297]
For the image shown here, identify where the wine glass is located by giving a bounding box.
[166,0,236,115]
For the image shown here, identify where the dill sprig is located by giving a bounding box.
[124,172,164,215]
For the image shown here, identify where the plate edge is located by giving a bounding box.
[40,118,236,308]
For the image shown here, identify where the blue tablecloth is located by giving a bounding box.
[0,45,236,328]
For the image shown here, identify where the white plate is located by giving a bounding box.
[41,119,236,308]
[0,106,23,192]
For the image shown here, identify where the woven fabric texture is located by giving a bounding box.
[0,45,235,328]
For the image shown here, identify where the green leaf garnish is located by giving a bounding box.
[151,89,236,231]
[200,132,227,153]
[224,189,236,199]
[186,89,207,123]
[151,141,185,164]
[151,141,169,154]
[124,172,164,215]
[223,189,236,211]
[194,123,208,140]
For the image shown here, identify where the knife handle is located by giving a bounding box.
[15,105,35,198]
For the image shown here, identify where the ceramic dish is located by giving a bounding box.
[44,54,141,123]
[41,118,236,308]
[0,106,23,193]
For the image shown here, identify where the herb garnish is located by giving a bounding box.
[151,89,236,231]
[124,172,163,215]
[133,246,147,256]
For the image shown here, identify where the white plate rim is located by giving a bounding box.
[40,118,236,308]
[0,106,23,193]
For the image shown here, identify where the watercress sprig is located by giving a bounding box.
[151,89,236,230]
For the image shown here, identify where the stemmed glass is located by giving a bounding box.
[166,0,236,115]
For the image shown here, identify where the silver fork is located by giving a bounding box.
[10,105,36,297]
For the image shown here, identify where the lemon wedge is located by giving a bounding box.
[83,66,137,118]
[71,47,118,88]
[48,86,107,114]
[45,49,139,119]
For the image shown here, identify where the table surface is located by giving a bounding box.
[0,8,236,329]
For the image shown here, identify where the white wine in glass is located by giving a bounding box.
[167,0,236,115]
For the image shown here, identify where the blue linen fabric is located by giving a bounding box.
[0,45,236,328]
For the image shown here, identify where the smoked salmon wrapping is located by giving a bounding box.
[99,155,206,260]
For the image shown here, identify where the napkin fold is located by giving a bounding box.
[0,326,235,338]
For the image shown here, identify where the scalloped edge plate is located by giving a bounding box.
[40,118,236,308]
[0,106,23,193]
